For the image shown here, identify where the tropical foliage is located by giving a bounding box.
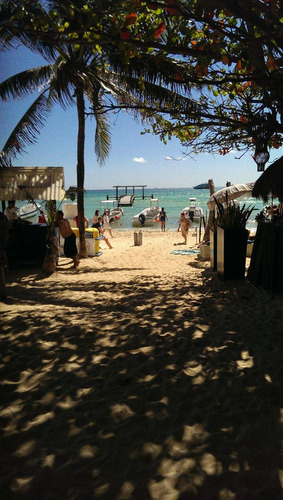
[1,0,194,256]
[214,194,255,230]
[0,0,282,262]
[1,0,282,163]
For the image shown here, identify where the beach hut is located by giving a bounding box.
[0,167,65,269]
[248,156,283,292]
[252,156,283,202]
[0,166,65,202]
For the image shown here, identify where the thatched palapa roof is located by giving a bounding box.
[252,156,283,203]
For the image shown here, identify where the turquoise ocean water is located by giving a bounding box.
[18,187,266,231]
[70,187,265,232]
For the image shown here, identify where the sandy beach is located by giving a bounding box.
[1,229,282,499]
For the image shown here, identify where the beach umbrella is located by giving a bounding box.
[207,182,255,210]
[252,156,283,203]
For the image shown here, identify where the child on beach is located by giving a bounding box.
[92,209,100,227]
[177,212,191,244]
[93,216,113,249]
[102,210,114,238]
[56,210,79,268]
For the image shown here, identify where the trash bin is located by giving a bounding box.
[134,231,142,246]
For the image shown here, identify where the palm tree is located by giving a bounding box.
[0,41,114,257]
[0,1,204,261]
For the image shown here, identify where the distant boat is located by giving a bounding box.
[193,183,209,189]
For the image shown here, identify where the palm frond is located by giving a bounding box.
[0,66,53,101]
[92,98,111,165]
[94,113,112,165]
[0,92,52,167]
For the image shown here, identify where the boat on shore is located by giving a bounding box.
[19,202,40,220]
[182,198,204,223]
[132,198,160,227]
[100,200,123,222]
[193,183,209,189]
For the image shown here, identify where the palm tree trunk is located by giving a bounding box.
[202,178,216,242]
[76,86,87,258]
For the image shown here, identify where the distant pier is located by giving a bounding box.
[107,185,154,205]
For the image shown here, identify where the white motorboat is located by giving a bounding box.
[100,200,123,222]
[182,198,203,223]
[19,202,40,220]
[132,198,160,227]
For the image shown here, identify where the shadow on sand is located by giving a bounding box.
[1,265,282,499]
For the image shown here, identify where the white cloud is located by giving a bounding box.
[132,157,147,163]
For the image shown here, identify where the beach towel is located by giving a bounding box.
[170,249,200,255]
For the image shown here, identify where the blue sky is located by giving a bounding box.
[1,45,282,190]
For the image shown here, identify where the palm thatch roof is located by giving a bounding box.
[252,156,283,203]
[0,166,65,201]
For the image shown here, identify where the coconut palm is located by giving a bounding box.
[0,41,114,256]
[0,0,204,260]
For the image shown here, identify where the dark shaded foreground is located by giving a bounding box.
[0,265,282,500]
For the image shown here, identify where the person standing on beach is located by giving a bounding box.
[56,210,79,268]
[177,212,190,244]
[92,209,100,227]
[159,207,168,232]
[102,210,114,238]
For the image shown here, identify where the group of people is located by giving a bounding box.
[90,209,113,249]
[3,201,191,270]
[158,207,192,244]
[56,207,114,268]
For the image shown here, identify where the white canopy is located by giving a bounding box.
[207,182,255,210]
[0,166,65,201]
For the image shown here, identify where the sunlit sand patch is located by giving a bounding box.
[200,452,223,476]
[165,436,189,459]
[16,370,45,393]
[0,399,24,417]
[42,454,55,468]
[23,411,55,431]
[236,351,254,369]
[192,329,204,340]
[138,374,157,383]
[79,445,99,459]
[14,440,37,458]
[158,457,196,477]
[148,477,179,500]
[182,363,203,377]
[110,403,135,422]
[182,424,210,445]
[56,396,77,410]
[142,442,163,460]
[11,476,33,494]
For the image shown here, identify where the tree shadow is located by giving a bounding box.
[1,267,282,499]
